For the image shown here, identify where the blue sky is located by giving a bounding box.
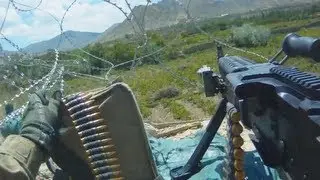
[0,0,161,51]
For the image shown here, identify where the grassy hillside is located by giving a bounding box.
[81,6,320,121]
[1,6,319,122]
[64,28,320,123]
[98,0,320,42]
[122,29,320,120]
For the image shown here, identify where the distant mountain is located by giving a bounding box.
[0,50,16,57]
[23,31,102,53]
[97,0,319,42]
[96,0,186,42]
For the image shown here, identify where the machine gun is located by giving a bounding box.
[169,33,320,180]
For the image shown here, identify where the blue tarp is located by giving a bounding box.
[149,130,282,180]
[1,108,282,179]
[0,109,22,137]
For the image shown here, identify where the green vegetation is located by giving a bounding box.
[181,92,216,115]
[119,49,218,119]
[108,6,320,120]
[1,4,320,121]
[64,78,106,95]
[231,24,271,47]
[152,87,180,101]
[161,99,191,120]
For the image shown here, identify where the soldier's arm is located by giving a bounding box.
[0,135,47,180]
[0,90,61,179]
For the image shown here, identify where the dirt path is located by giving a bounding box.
[176,100,211,121]
[149,104,176,123]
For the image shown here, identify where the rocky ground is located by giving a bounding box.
[36,164,54,180]
[0,134,3,144]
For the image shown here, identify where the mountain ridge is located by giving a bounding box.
[21,0,320,53]
[97,0,319,42]
[23,30,102,53]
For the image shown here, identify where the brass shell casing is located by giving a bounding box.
[231,123,243,136]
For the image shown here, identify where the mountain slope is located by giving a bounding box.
[96,0,185,42]
[23,31,102,53]
[97,0,319,42]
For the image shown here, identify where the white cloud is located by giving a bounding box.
[0,5,21,25]
[0,0,152,50]
[61,2,126,32]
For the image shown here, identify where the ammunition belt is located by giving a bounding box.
[64,92,122,179]
[60,83,159,180]
[223,109,246,180]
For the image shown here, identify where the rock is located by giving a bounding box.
[0,134,4,144]
[144,121,203,138]
[144,123,159,137]
[156,122,202,138]
[36,163,54,180]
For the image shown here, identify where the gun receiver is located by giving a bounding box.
[170,33,320,180]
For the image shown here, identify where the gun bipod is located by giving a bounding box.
[169,98,246,180]
[169,98,227,179]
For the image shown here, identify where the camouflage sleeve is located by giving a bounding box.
[0,135,47,180]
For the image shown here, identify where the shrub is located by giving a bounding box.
[178,65,188,70]
[152,86,180,101]
[181,31,189,38]
[165,47,181,60]
[217,22,228,30]
[160,99,191,120]
[149,32,165,47]
[231,24,271,47]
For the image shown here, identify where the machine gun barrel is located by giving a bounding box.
[282,33,320,61]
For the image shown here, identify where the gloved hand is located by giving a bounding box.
[19,90,94,179]
[20,90,62,154]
